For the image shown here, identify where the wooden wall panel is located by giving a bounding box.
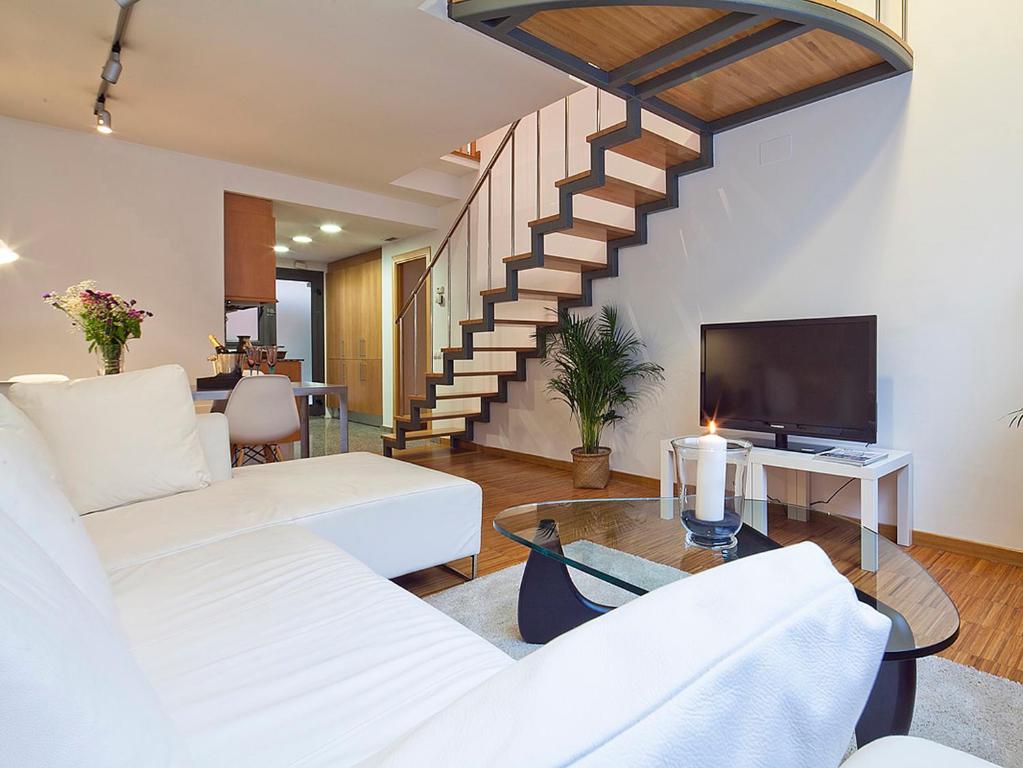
[326,249,383,418]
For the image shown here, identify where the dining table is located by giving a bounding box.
[192,381,348,457]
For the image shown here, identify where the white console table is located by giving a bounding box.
[659,439,913,572]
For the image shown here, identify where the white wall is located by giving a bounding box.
[473,2,1023,549]
[0,115,440,381]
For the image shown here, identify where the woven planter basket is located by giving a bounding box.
[571,447,611,489]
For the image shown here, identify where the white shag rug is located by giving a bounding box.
[425,542,1023,767]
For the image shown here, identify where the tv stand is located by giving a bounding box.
[659,438,914,572]
[748,434,833,454]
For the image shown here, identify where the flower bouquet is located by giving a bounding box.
[43,280,153,375]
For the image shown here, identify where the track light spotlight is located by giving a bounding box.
[115,0,142,7]
[95,104,113,134]
[101,48,122,84]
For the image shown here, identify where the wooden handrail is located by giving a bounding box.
[396,118,521,323]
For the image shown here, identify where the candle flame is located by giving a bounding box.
[708,421,717,435]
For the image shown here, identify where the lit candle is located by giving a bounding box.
[695,421,727,521]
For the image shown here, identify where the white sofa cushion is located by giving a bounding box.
[844,736,1000,767]
[9,365,211,513]
[360,543,891,768]
[0,509,189,768]
[84,452,482,578]
[111,524,510,768]
[0,394,117,620]
[195,412,232,482]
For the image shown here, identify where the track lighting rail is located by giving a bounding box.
[92,0,141,135]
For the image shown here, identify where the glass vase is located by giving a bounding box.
[671,436,752,549]
[96,342,125,376]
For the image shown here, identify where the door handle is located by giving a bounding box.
[359,338,366,358]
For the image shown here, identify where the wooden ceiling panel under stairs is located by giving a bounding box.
[385,3,911,454]
[449,1,912,134]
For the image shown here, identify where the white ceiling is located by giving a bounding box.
[0,0,576,197]
[272,200,429,263]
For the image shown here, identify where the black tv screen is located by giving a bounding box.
[701,316,877,445]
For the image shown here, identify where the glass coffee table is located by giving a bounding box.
[494,498,959,745]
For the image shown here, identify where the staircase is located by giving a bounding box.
[383,1,912,456]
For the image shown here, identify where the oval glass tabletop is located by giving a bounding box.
[494,498,959,660]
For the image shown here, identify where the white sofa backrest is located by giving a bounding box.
[360,543,891,768]
[0,508,189,767]
[9,365,212,513]
[0,394,116,620]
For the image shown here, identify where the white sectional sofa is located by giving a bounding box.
[3,366,481,580]
[0,365,978,766]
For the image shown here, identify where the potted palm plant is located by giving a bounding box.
[541,305,664,489]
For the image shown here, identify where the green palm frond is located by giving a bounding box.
[540,305,664,453]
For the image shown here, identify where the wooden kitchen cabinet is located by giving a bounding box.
[224,192,276,304]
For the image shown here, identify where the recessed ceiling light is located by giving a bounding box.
[273,245,290,254]
[292,235,312,244]
[0,243,20,264]
[320,223,342,234]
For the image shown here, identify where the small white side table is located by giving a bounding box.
[659,439,913,572]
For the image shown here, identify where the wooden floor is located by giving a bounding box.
[392,445,1023,683]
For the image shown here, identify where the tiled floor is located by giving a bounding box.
[307,416,387,455]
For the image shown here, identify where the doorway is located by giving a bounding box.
[275,267,325,415]
[393,248,431,419]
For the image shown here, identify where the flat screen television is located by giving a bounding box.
[700,315,877,450]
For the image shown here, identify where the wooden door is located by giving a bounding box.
[393,249,431,419]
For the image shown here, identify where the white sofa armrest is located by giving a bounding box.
[843,736,1000,767]
[196,413,232,482]
[359,543,891,768]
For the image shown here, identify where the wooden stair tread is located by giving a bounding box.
[434,390,499,400]
[480,287,582,299]
[503,252,605,272]
[385,426,466,441]
[442,345,536,353]
[460,317,556,327]
[431,370,516,378]
[528,214,634,242]
[587,126,700,170]
[417,409,481,421]
[556,170,666,207]
[517,287,582,298]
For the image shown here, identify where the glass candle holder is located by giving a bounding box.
[671,436,753,549]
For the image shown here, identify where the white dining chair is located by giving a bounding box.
[7,374,70,383]
[224,375,300,466]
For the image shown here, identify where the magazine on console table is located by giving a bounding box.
[814,448,889,467]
